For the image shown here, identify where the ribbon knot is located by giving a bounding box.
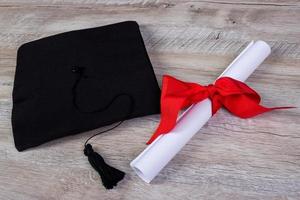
[205,84,217,98]
[146,75,291,144]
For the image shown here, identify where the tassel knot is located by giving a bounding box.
[84,144,96,156]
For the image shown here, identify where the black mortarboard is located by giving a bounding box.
[12,21,161,189]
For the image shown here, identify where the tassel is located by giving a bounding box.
[84,144,125,189]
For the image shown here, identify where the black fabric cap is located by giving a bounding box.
[12,21,161,151]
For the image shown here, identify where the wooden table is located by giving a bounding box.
[0,1,299,199]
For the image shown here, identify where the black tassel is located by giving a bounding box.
[84,144,125,189]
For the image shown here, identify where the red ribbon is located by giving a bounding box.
[147,75,292,144]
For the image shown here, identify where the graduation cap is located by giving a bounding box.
[12,21,161,189]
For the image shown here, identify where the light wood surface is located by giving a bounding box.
[0,1,300,199]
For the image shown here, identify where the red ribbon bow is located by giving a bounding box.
[147,75,291,144]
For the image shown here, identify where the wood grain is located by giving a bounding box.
[0,1,299,199]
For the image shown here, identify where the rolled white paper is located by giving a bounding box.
[130,40,271,183]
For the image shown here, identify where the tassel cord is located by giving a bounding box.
[71,66,134,189]
[71,66,135,145]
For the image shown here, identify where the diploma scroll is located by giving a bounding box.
[130,40,271,183]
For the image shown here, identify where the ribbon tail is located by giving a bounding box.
[238,105,294,118]
[217,77,294,118]
[147,75,198,144]
[146,97,186,144]
[223,94,294,118]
